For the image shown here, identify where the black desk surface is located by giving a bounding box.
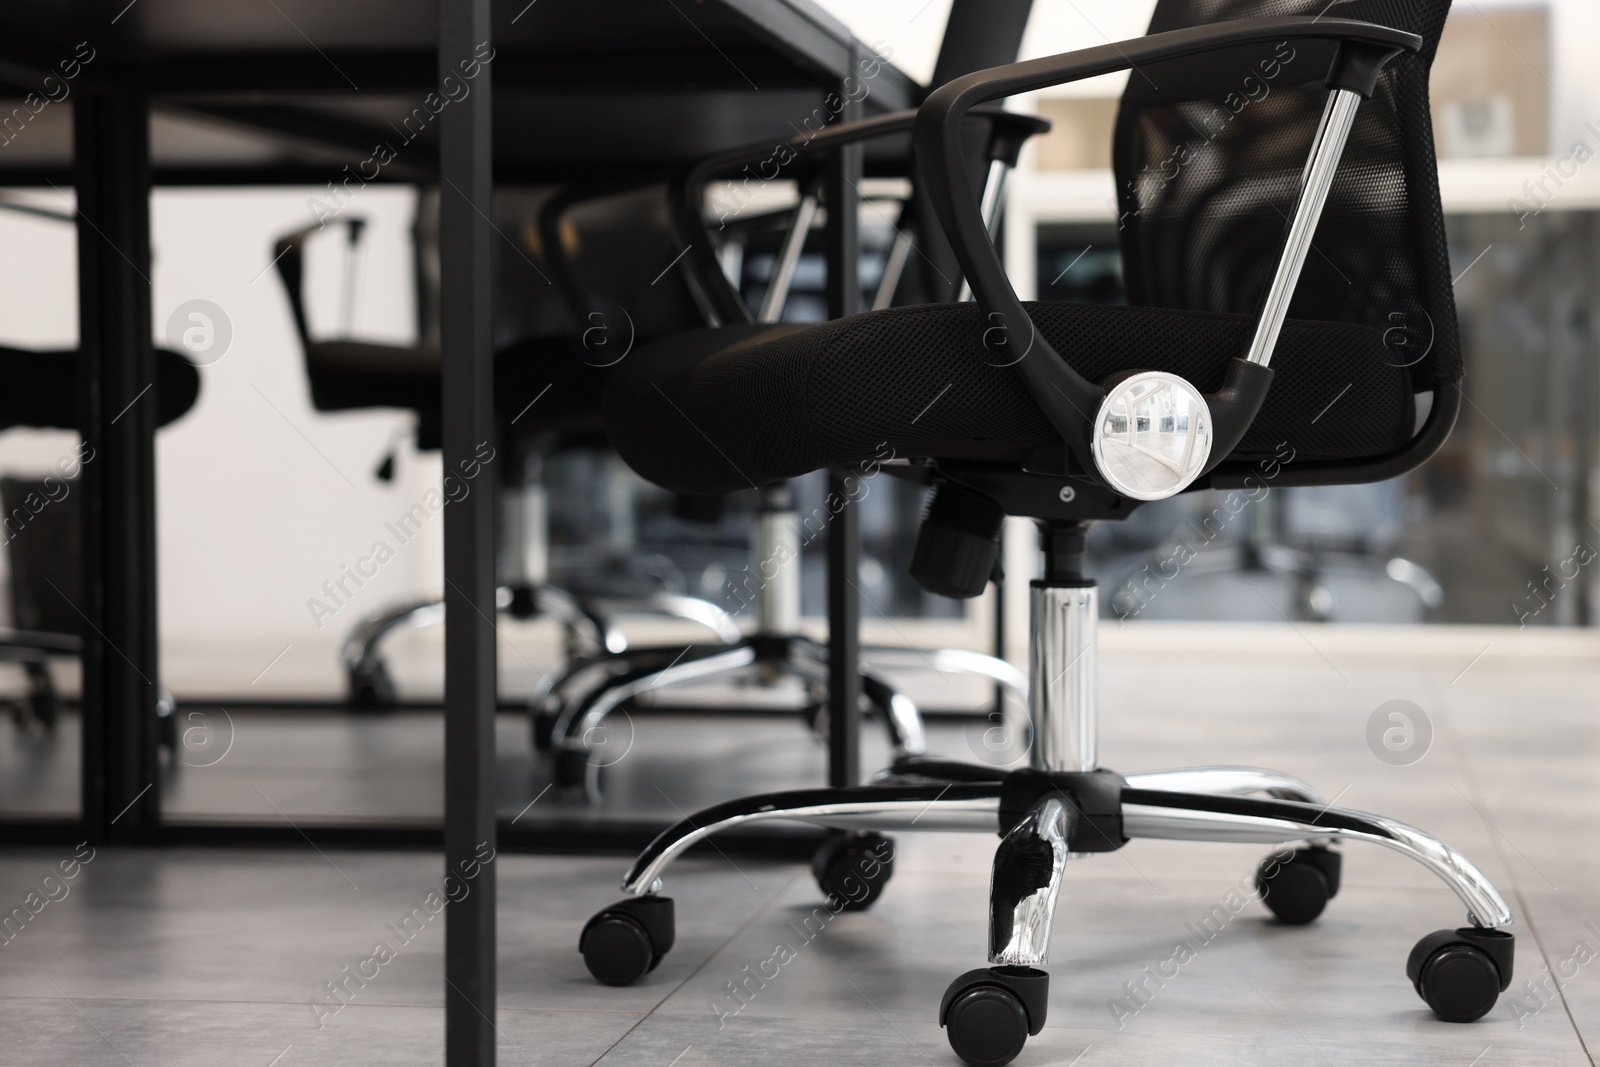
[0,0,920,183]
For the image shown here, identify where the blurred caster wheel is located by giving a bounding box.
[530,706,558,752]
[580,897,675,986]
[1256,846,1340,925]
[1408,928,1514,1022]
[811,831,894,910]
[553,749,590,789]
[349,662,398,708]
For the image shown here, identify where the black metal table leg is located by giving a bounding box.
[825,48,864,789]
[440,1,497,1064]
[75,86,160,842]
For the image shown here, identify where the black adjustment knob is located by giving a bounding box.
[910,481,1005,600]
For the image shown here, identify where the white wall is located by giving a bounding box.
[0,185,446,671]
[149,187,444,649]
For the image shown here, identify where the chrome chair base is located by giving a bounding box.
[340,581,738,707]
[583,762,1515,1052]
[579,524,1517,1064]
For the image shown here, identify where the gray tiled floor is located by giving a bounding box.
[1,646,1597,1066]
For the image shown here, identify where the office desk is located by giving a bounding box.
[0,4,907,1061]
[0,0,916,183]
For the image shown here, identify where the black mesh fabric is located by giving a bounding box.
[604,302,1411,495]
[1115,0,1459,389]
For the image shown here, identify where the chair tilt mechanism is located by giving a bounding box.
[577,6,1515,1066]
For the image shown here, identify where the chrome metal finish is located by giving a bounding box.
[341,584,618,684]
[1031,583,1097,772]
[756,506,802,634]
[989,796,1071,967]
[1244,89,1362,368]
[1123,766,1325,804]
[620,784,1003,895]
[1122,788,1513,928]
[757,192,818,324]
[1090,371,1214,501]
[956,160,1010,302]
[638,593,742,644]
[500,483,549,585]
[530,583,624,655]
[564,646,758,753]
[1385,556,1445,609]
[549,638,927,774]
[860,645,1028,702]
[979,159,1009,238]
[342,597,444,678]
[787,643,926,757]
[871,228,913,311]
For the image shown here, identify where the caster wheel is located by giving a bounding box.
[941,967,1048,1067]
[801,702,827,740]
[553,749,590,789]
[1408,928,1514,1022]
[811,831,893,910]
[349,662,399,708]
[507,584,538,620]
[580,897,675,986]
[157,702,177,751]
[25,691,60,732]
[1256,847,1341,925]
[531,707,558,752]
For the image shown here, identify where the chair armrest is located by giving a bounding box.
[913,16,1421,479]
[673,107,1051,325]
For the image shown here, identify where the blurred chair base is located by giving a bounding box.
[1116,538,1443,623]
[0,630,177,748]
[340,581,739,708]
[532,631,940,799]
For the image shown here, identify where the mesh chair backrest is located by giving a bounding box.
[1114,0,1458,389]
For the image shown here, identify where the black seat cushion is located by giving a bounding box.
[305,335,608,451]
[0,346,200,432]
[604,302,1414,496]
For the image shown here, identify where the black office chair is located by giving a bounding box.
[0,343,199,741]
[577,5,1516,1064]
[271,207,737,705]
[533,107,1051,796]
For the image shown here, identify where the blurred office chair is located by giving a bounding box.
[1110,480,1443,622]
[0,343,198,743]
[576,5,1517,1062]
[533,108,1049,796]
[271,203,737,706]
